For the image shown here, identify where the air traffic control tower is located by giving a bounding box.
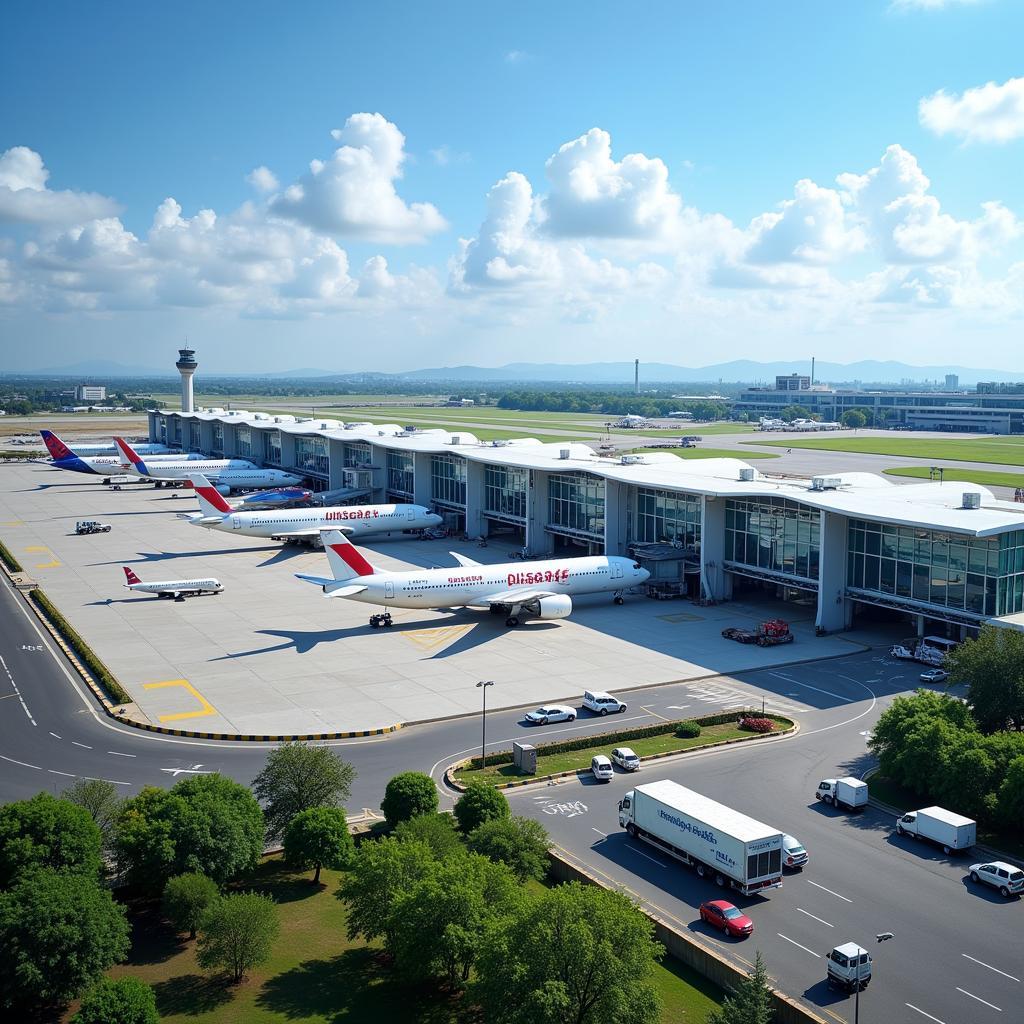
[176,347,197,413]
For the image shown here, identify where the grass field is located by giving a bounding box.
[750,435,1024,467]
[883,466,1024,489]
[453,721,771,784]
[635,446,779,460]
[94,856,723,1024]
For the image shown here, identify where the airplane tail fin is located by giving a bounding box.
[122,566,143,587]
[321,529,376,581]
[113,436,147,474]
[190,474,232,516]
[40,430,74,461]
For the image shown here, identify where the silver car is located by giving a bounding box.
[969,861,1024,898]
[524,705,577,725]
[610,747,640,771]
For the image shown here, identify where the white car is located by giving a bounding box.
[591,755,614,782]
[969,861,1024,898]
[919,668,949,683]
[782,833,808,870]
[611,747,640,771]
[525,705,577,725]
[582,690,628,715]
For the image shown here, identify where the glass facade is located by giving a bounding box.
[634,487,701,546]
[847,520,1024,618]
[484,464,528,521]
[432,454,467,507]
[296,435,328,477]
[171,419,181,444]
[236,426,252,458]
[343,442,371,468]
[725,498,820,581]
[387,451,414,496]
[156,416,167,444]
[212,424,223,455]
[188,421,201,452]
[548,473,605,539]
[262,429,282,466]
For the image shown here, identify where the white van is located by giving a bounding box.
[591,755,614,782]
[583,690,627,715]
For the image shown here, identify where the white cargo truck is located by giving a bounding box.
[896,806,976,855]
[618,780,783,895]
[815,777,868,811]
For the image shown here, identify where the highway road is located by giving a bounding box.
[507,656,1022,1024]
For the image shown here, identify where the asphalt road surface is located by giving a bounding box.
[507,655,1021,1024]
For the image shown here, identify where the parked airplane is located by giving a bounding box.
[40,430,200,477]
[39,430,173,457]
[232,487,314,510]
[184,474,443,544]
[122,566,223,600]
[113,437,303,492]
[296,530,651,627]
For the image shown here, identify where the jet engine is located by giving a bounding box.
[215,483,232,496]
[534,594,573,620]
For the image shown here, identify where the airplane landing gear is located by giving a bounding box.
[505,616,520,627]
[369,613,393,629]
[613,593,625,605]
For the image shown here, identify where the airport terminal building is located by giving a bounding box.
[150,409,1024,637]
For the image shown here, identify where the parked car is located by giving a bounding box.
[611,747,640,771]
[524,705,576,725]
[582,690,627,715]
[699,900,753,938]
[919,668,949,683]
[591,755,614,782]
[721,626,758,644]
[968,861,1024,898]
[782,834,808,870]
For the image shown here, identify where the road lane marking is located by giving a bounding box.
[769,671,851,703]
[777,933,821,958]
[625,847,666,868]
[639,705,671,722]
[0,654,36,726]
[49,732,61,739]
[0,753,41,770]
[591,827,607,837]
[72,741,92,749]
[956,988,1001,1012]
[807,880,852,903]
[47,769,76,777]
[797,908,833,927]
[107,750,136,757]
[142,679,218,722]
[664,705,691,710]
[962,954,1020,982]
[906,1005,945,1023]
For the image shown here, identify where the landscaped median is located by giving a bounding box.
[449,711,796,789]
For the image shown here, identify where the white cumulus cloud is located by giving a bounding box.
[0,146,120,225]
[271,113,447,243]
[246,165,280,193]
[919,76,1024,143]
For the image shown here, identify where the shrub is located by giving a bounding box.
[0,539,23,573]
[163,872,219,940]
[71,977,158,1024]
[381,772,439,828]
[675,721,701,739]
[454,782,509,834]
[739,717,775,734]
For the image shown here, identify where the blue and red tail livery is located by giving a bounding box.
[40,430,74,461]
[114,436,147,474]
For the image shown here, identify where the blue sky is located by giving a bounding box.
[1,0,1022,373]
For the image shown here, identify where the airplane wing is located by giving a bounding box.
[272,526,352,538]
[467,587,560,608]
[450,552,483,568]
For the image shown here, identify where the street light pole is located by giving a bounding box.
[476,680,494,767]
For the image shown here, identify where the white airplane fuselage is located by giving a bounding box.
[193,504,443,540]
[125,579,223,597]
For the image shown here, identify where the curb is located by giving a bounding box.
[446,717,799,792]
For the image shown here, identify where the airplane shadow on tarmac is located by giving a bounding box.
[89,546,290,566]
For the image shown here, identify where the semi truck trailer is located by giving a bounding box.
[618,780,783,895]
[896,806,976,855]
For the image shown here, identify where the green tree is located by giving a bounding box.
[936,735,997,822]
[251,741,357,840]
[114,774,264,890]
[840,409,867,429]
[997,755,1024,831]
[708,950,774,1024]
[468,815,550,882]
[0,869,130,1011]
[0,792,102,887]
[196,892,280,984]
[476,881,662,1024]
[64,779,122,848]
[453,781,510,834]
[163,871,220,940]
[947,625,1024,732]
[394,812,463,858]
[381,771,438,828]
[780,404,813,423]
[70,977,158,1024]
[283,806,354,883]
[392,853,522,986]
[339,836,436,950]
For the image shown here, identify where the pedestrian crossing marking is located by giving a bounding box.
[402,624,474,653]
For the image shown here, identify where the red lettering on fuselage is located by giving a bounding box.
[324,508,381,521]
[447,575,483,584]
[506,568,569,586]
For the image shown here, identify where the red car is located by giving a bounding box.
[699,900,754,938]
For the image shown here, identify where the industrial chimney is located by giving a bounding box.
[176,347,197,413]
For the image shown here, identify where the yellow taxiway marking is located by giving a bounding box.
[639,705,671,723]
[24,545,60,569]
[142,679,218,722]
[1,521,22,526]
[402,624,474,653]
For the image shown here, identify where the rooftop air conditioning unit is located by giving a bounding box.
[739,467,755,482]
[559,448,571,460]
[962,492,981,510]
[811,476,842,491]
[451,435,461,445]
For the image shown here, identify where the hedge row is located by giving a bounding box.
[29,588,131,705]
[467,709,790,769]
[0,539,23,573]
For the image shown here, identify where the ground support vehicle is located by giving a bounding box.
[815,777,868,811]
[618,780,783,895]
[826,943,872,993]
[896,806,976,854]
[721,626,758,644]
[754,619,794,646]
[74,521,111,534]
[368,612,393,628]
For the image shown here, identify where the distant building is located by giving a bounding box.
[75,385,106,402]
[776,374,811,391]
[977,382,1024,395]
[945,374,959,390]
